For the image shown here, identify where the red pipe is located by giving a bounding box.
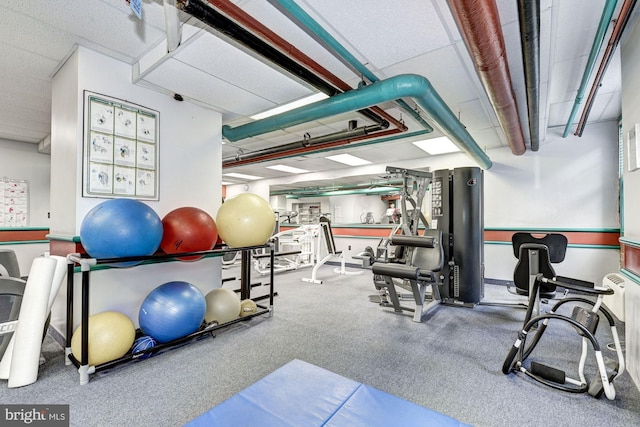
[223,128,403,167]
[447,0,526,155]
[206,0,408,131]
[575,0,636,136]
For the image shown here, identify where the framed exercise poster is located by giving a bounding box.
[82,91,159,200]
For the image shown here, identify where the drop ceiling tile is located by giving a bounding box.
[143,58,276,116]
[0,44,61,80]
[4,0,166,63]
[240,0,358,82]
[471,127,505,150]
[380,45,477,106]
[0,104,50,130]
[596,90,621,122]
[174,32,313,103]
[299,0,451,69]
[547,101,575,128]
[549,57,588,104]
[553,0,609,61]
[0,78,52,108]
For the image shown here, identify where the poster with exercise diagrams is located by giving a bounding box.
[83,91,159,200]
[0,178,29,227]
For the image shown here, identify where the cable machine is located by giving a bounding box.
[432,167,484,306]
[372,166,484,321]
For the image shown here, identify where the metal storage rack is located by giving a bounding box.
[64,244,274,385]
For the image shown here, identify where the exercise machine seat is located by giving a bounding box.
[371,230,444,322]
[372,232,443,283]
[512,233,567,298]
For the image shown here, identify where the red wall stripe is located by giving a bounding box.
[280,226,619,246]
[0,229,49,242]
[622,243,640,277]
[484,230,620,246]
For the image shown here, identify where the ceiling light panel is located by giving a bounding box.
[412,137,460,155]
[251,93,329,120]
[266,164,310,174]
[223,172,264,180]
[325,153,371,166]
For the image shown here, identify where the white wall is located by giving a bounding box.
[49,47,223,332]
[0,138,51,226]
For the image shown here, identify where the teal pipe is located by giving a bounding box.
[223,74,492,169]
[268,0,433,132]
[563,0,618,137]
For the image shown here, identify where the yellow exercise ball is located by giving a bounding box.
[205,288,241,324]
[239,299,258,317]
[71,311,135,366]
[216,193,275,248]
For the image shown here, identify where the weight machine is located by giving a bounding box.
[253,224,319,275]
[371,167,485,321]
[302,217,363,284]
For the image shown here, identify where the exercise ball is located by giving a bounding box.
[205,288,241,324]
[216,193,276,248]
[132,335,157,359]
[70,311,135,366]
[139,281,206,343]
[239,299,258,317]
[80,198,163,265]
[160,207,218,261]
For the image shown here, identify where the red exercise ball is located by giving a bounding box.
[160,207,218,261]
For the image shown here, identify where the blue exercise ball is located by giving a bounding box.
[80,199,163,265]
[138,281,206,343]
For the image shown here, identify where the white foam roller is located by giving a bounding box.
[3,257,56,387]
[47,256,67,311]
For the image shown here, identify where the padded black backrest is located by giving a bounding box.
[409,229,444,273]
[513,243,556,296]
[319,216,338,254]
[512,232,568,263]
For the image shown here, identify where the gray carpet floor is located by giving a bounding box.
[2,263,640,427]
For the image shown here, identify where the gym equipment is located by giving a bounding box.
[302,216,363,284]
[132,335,157,360]
[239,299,258,317]
[509,232,569,317]
[160,206,218,261]
[371,167,435,317]
[216,193,276,248]
[186,359,470,427]
[0,277,25,361]
[432,167,484,306]
[80,198,163,265]
[0,249,21,278]
[204,288,241,324]
[503,273,624,400]
[353,245,375,269]
[71,311,136,366]
[253,224,318,275]
[139,281,206,343]
[0,255,67,388]
[372,230,444,322]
